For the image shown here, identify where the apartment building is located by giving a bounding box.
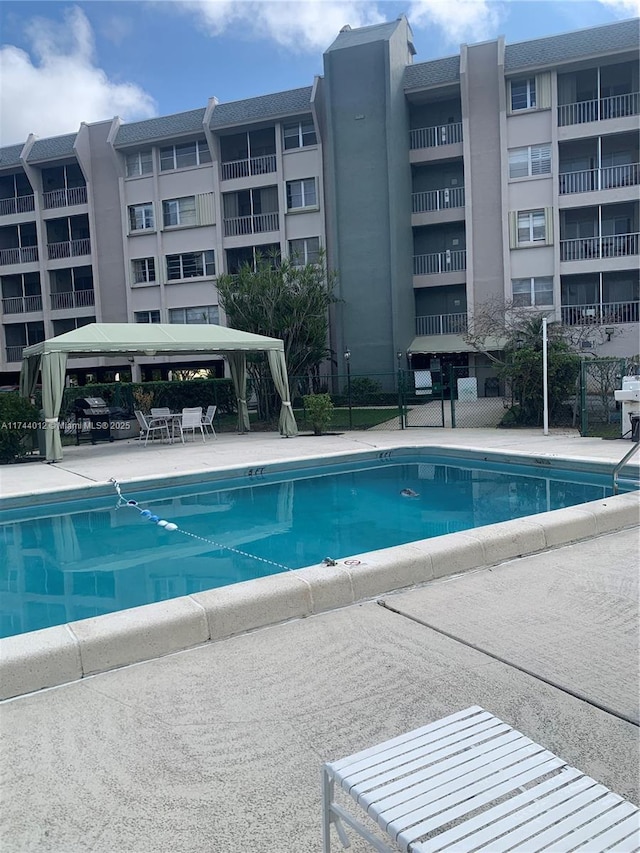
[0,16,637,386]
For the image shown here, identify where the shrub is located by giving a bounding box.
[303,393,334,435]
[0,393,40,464]
[344,376,383,405]
[61,379,237,417]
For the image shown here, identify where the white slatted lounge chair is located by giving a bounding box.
[134,410,170,446]
[322,706,640,853]
[175,407,206,443]
[201,405,217,437]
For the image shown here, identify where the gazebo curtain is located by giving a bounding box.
[227,353,251,433]
[41,352,67,463]
[267,350,298,437]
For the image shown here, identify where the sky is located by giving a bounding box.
[1,0,638,147]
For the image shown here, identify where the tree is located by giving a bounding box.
[216,250,339,419]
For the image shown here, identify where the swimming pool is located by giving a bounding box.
[1,448,636,639]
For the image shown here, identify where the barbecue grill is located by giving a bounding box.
[72,397,114,445]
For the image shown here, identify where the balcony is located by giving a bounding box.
[0,246,38,266]
[561,301,639,326]
[50,289,95,310]
[559,164,639,195]
[0,195,35,217]
[223,212,279,237]
[47,238,91,260]
[42,186,87,210]
[558,92,639,127]
[559,233,639,262]
[221,155,277,182]
[416,313,468,336]
[413,249,466,276]
[410,122,463,150]
[1,295,43,314]
[5,345,25,362]
[412,187,465,213]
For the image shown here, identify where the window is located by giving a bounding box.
[512,277,554,307]
[510,77,536,111]
[125,150,153,178]
[289,237,320,266]
[509,144,551,179]
[134,310,161,323]
[286,179,317,210]
[166,250,215,280]
[168,305,219,324]
[159,140,211,172]
[517,209,546,244]
[52,316,95,335]
[283,119,317,150]
[162,196,197,228]
[128,203,154,232]
[131,258,156,284]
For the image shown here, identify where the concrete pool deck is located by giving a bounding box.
[1,428,639,851]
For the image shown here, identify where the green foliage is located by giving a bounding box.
[0,393,40,463]
[303,393,334,435]
[345,376,383,405]
[61,379,236,417]
[216,251,339,419]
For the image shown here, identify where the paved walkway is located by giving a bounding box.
[1,428,639,852]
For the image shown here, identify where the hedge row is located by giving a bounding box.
[61,379,237,417]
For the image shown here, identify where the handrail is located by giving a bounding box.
[612,437,640,495]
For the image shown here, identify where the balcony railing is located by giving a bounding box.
[558,92,640,127]
[559,232,639,262]
[1,294,43,314]
[42,186,87,209]
[561,301,639,326]
[0,245,38,266]
[47,238,91,260]
[410,122,463,150]
[413,249,467,276]
[5,345,25,362]
[416,312,468,336]
[559,163,640,194]
[221,154,277,181]
[223,212,279,237]
[50,289,95,310]
[412,186,465,213]
[0,195,35,217]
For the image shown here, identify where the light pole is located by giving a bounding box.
[542,316,549,436]
[344,348,352,430]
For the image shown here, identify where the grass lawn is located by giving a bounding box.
[215,407,399,432]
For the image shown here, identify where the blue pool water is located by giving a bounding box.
[0,452,632,638]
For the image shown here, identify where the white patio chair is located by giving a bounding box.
[202,405,217,437]
[134,410,170,446]
[176,407,206,443]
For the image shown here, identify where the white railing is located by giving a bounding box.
[413,249,467,276]
[0,195,35,216]
[0,245,38,265]
[416,312,468,336]
[410,122,463,150]
[220,154,277,181]
[42,186,87,209]
[558,92,639,126]
[561,301,640,326]
[412,186,465,213]
[559,163,639,194]
[5,345,25,362]
[560,232,639,261]
[223,212,279,237]
[47,238,91,260]
[50,289,95,310]
[1,294,43,314]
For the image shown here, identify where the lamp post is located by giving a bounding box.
[542,316,549,436]
[344,348,352,430]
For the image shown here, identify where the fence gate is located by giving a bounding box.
[400,369,446,428]
[449,365,506,429]
[579,358,626,438]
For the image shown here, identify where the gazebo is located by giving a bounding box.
[19,323,298,462]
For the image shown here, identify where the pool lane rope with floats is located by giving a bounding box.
[109,477,293,573]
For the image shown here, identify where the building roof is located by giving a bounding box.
[209,87,313,129]
[404,55,460,90]
[114,109,206,146]
[0,144,25,169]
[27,134,77,162]
[325,19,405,52]
[505,18,640,71]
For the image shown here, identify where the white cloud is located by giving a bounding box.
[408,0,502,44]
[0,6,157,146]
[178,0,386,52]
[597,0,640,15]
